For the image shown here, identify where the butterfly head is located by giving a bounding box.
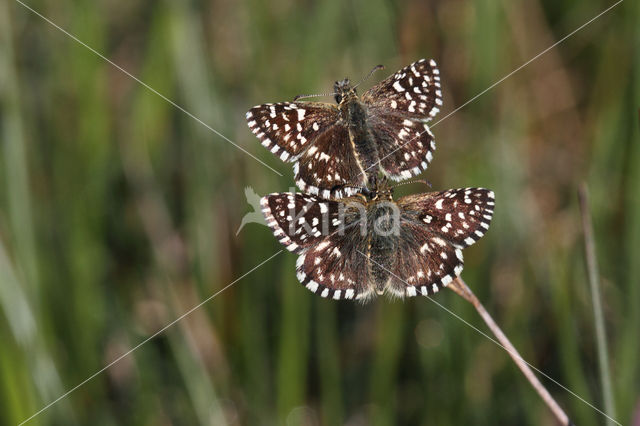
[333,79,356,104]
[363,176,393,203]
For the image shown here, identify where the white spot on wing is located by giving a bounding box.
[316,240,330,251]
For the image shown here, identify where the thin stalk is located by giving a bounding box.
[578,184,616,425]
[448,277,571,425]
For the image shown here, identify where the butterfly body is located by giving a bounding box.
[260,184,494,302]
[329,187,398,295]
[336,81,382,189]
[367,200,400,294]
[247,59,444,199]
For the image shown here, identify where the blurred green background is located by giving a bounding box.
[1,0,638,424]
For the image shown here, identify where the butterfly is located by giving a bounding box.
[260,182,494,301]
[247,59,443,199]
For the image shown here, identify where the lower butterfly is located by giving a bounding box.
[260,183,495,301]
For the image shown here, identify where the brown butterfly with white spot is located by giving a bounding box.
[247,59,443,199]
[260,181,494,301]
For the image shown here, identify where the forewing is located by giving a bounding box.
[399,188,495,249]
[294,125,367,199]
[261,193,370,300]
[260,193,344,254]
[362,58,442,121]
[246,102,339,161]
[368,112,436,181]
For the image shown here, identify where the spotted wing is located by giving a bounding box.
[362,58,442,121]
[246,102,338,161]
[293,125,367,199]
[387,188,495,297]
[260,192,345,254]
[295,222,371,300]
[361,59,442,181]
[382,222,464,298]
[261,193,370,300]
[367,112,436,181]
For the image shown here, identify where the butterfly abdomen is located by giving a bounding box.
[367,201,400,293]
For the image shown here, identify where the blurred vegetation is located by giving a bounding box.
[1,0,638,425]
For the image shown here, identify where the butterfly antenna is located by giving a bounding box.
[353,64,384,90]
[293,92,336,101]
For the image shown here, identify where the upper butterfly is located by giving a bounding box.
[246,59,443,199]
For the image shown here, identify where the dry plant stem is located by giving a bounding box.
[578,184,617,425]
[449,277,571,426]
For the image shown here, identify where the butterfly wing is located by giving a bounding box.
[246,101,338,161]
[362,58,442,120]
[384,188,495,297]
[381,221,464,298]
[367,112,436,181]
[261,193,370,299]
[399,188,495,248]
[248,102,366,198]
[261,192,344,254]
[361,59,442,181]
[293,125,368,199]
[295,223,371,300]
